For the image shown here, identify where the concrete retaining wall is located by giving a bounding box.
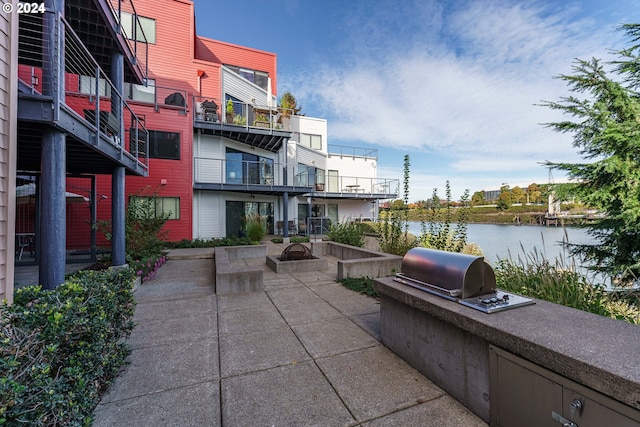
[214,245,265,294]
[311,241,402,280]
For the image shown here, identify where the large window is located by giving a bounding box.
[129,196,180,220]
[296,133,323,150]
[149,130,180,160]
[226,201,274,237]
[225,65,269,90]
[121,11,156,44]
[225,148,274,185]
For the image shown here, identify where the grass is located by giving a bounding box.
[338,277,378,299]
[494,241,640,324]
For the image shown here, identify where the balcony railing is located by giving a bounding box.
[194,158,398,197]
[193,95,294,132]
[18,11,149,173]
[328,144,378,160]
[295,172,399,196]
[195,157,292,188]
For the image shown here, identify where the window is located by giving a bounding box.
[225,65,269,90]
[129,196,180,219]
[296,164,325,186]
[121,12,156,44]
[156,197,180,219]
[78,75,110,97]
[297,133,323,150]
[124,79,156,103]
[225,148,274,185]
[149,130,180,160]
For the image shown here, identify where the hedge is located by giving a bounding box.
[0,269,137,426]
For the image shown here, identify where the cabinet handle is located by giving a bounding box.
[569,399,584,419]
[552,411,578,427]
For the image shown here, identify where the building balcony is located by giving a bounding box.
[193,95,293,153]
[194,157,312,196]
[16,3,149,176]
[295,173,399,200]
[193,157,398,199]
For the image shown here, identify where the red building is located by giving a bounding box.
[87,0,280,244]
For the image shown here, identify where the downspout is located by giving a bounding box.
[197,69,205,97]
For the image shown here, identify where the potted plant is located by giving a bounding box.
[226,100,234,123]
[254,113,269,128]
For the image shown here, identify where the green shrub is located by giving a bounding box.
[271,237,284,243]
[245,214,266,243]
[129,253,167,282]
[164,236,254,248]
[338,277,378,298]
[96,186,170,260]
[495,249,640,324]
[290,236,309,243]
[377,217,417,256]
[0,269,137,425]
[326,221,365,247]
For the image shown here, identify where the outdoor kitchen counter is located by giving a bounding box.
[374,277,640,413]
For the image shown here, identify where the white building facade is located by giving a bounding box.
[192,107,398,239]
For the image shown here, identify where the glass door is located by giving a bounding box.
[226,201,244,237]
[328,170,339,192]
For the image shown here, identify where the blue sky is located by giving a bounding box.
[192,0,639,201]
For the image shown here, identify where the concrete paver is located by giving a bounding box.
[92,244,488,426]
[128,312,217,349]
[275,299,344,325]
[292,317,380,358]
[316,346,445,421]
[219,327,311,377]
[100,337,219,404]
[93,382,220,427]
[221,361,354,427]
[218,305,288,335]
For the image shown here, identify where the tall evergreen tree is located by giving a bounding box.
[541,24,640,285]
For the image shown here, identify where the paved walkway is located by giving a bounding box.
[92,243,487,426]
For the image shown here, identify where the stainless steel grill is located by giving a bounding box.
[394,247,534,313]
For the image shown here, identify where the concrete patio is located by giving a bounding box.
[91,241,488,426]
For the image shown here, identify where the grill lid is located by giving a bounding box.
[395,247,495,299]
[393,247,534,313]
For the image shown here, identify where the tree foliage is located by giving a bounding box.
[541,23,640,284]
[278,91,303,117]
[419,181,478,254]
[496,184,512,211]
[378,155,416,256]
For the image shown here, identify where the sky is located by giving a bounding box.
[191,0,640,201]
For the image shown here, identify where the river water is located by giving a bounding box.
[407,222,595,267]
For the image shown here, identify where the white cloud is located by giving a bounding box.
[282,0,635,199]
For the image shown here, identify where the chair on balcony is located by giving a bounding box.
[288,221,297,235]
[276,221,284,235]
